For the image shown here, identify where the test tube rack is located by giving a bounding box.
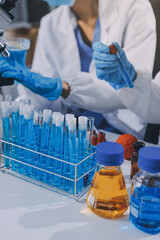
[0,139,96,200]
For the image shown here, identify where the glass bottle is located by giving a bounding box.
[86,142,129,219]
[130,146,160,234]
[130,141,145,179]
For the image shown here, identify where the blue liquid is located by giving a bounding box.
[69,131,82,195]
[34,123,41,153]
[39,122,50,182]
[130,185,160,234]
[63,126,70,191]
[25,118,38,178]
[2,117,10,168]
[54,125,63,188]
[18,115,25,174]
[11,112,19,171]
[78,129,87,192]
[47,123,56,185]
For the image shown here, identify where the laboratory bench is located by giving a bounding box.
[0,132,159,240]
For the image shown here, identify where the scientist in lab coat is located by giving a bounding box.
[0,0,156,139]
[93,41,160,124]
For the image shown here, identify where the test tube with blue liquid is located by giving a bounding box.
[63,114,75,191]
[78,116,88,190]
[54,114,64,188]
[1,101,11,168]
[18,102,26,174]
[39,109,52,182]
[24,105,38,177]
[78,116,88,161]
[11,101,19,171]
[47,112,61,184]
[83,130,91,186]
[34,109,42,153]
[109,44,134,88]
[68,118,80,194]
[0,95,3,141]
[23,105,36,177]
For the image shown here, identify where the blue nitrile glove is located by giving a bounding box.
[0,56,62,101]
[93,42,136,90]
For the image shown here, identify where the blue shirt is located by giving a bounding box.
[75,18,100,72]
[74,18,122,134]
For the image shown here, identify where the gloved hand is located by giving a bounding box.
[93,42,136,90]
[0,56,62,101]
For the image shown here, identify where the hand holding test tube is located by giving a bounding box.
[93,41,136,90]
[109,44,134,88]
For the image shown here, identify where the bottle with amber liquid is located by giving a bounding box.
[86,142,129,219]
[130,141,145,179]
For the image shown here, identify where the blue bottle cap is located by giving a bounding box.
[96,142,124,166]
[138,146,160,173]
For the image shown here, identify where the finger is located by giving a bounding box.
[96,68,105,80]
[94,60,118,69]
[93,42,111,54]
[93,52,117,62]
[1,71,18,79]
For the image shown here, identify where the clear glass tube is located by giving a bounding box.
[39,109,52,182]
[1,101,10,168]
[11,101,19,172]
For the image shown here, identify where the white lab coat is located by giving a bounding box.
[17,0,156,139]
[117,71,160,124]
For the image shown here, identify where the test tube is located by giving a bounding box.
[24,105,37,177]
[48,112,61,158]
[63,114,75,191]
[23,98,31,105]
[68,118,78,194]
[98,131,106,143]
[34,109,42,153]
[89,134,99,182]
[109,44,134,88]
[39,109,52,182]
[78,116,88,160]
[1,101,11,168]
[47,112,61,185]
[64,114,75,161]
[0,94,3,139]
[11,101,19,171]
[54,114,64,188]
[87,117,94,144]
[5,95,12,103]
[18,102,26,174]
[64,115,75,164]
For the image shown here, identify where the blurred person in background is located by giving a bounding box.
[0,0,156,139]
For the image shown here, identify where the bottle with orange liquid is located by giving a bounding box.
[86,142,129,219]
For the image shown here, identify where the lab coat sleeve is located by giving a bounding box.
[64,71,125,113]
[17,16,70,113]
[122,0,156,72]
[117,71,160,124]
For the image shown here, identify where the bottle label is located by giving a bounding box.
[87,194,95,206]
[130,204,138,218]
[130,200,160,221]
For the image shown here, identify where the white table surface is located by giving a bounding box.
[0,132,159,240]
